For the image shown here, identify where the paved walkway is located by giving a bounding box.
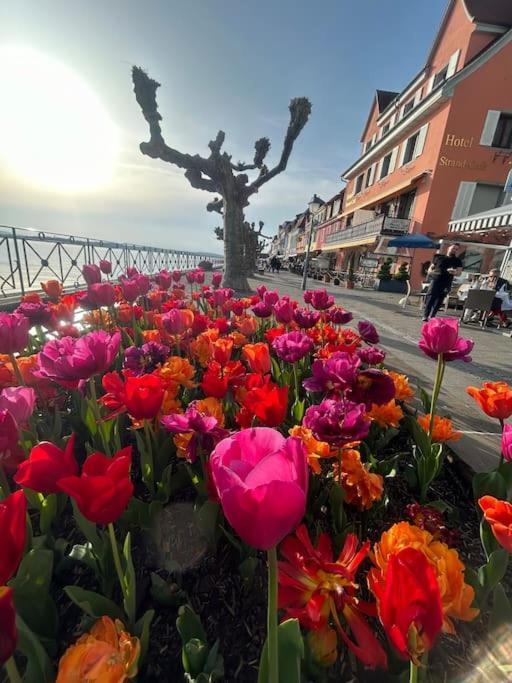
[249,271,512,473]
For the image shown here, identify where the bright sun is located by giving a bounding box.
[0,45,119,192]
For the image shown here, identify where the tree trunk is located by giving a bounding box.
[222,198,250,292]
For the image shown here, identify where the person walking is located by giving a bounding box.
[423,243,463,321]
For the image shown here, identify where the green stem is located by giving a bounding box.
[9,354,24,386]
[267,546,279,683]
[108,522,127,600]
[143,420,155,494]
[4,657,23,683]
[428,354,445,437]
[499,418,505,467]
[409,661,418,683]
[292,363,299,402]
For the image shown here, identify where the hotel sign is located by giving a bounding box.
[444,134,474,148]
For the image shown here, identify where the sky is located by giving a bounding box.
[0,0,447,254]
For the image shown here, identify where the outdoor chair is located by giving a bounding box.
[460,289,496,328]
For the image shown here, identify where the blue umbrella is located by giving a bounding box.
[388,234,440,249]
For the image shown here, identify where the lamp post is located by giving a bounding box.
[302,195,323,291]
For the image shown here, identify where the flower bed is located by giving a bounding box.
[0,265,511,682]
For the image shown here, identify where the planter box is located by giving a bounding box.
[377,279,408,294]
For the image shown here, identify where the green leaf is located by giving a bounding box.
[418,386,432,414]
[135,608,155,663]
[39,493,57,537]
[83,400,98,436]
[16,615,54,683]
[258,618,304,683]
[177,605,207,645]
[184,638,209,676]
[64,586,124,620]
[329,483,345,534]
[71,501,104,554]
[478,549,508,592]
[123,532,137,626]
[11,549,58,641]
[196,500,220,550]
[480,518,501,561]
[203,639,224,678]
[292,399,305,423]
[405,415,431,458]
[270,357,282,383]
[473,471,507,501]
[490,583,512,631]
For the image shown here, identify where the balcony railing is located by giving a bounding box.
[324,216,410,247]
[0,224,223,298]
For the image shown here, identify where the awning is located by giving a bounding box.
[437,227,512,248]
[342,172,428,218]
[322,236,377,252]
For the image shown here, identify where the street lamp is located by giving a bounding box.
[302,195,323,290]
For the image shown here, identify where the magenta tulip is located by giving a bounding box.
[0,313,30,355]
[210,428,308,550]
[120,278,141,302]
[293,308,320,329]
[252,301,273,318]
[0,387,36,426]
[156,270,173,290]
[256,284,267,299]
[358,320,380,345]
[502,424,512,463]
[212,272,223,288]
[16,302,52,327]
[272,331,314,363]
[172,270,182,283]
[273,297,295,324]
[0,410,23,472]
[36,331,120,388]
[328,307,353,325]
[99,259,112,275]
[308,289,334,311]
[303,398,370,445]
[82,263,101,286]
[419,318,473,363]
[263,290,280,307]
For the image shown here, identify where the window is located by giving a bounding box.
[346,214,354,228]
[355,174,364,194]
[402,132,419,165]
[365,166,373,188]
[397,190,416,219]
[382,122,390,136]
[433,65,448,89]
[365,140,372,152]
[403,100,414,116]
[380,153,392,179]
[492,114,512,149]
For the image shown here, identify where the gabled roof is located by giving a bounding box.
[464,0,512,27]
[376,90,399,113]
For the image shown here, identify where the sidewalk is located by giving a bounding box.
[249,271,512,473]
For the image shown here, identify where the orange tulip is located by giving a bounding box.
[479,496,512,553]
[212,337,233,365]
[467,382,512,421]
[56,616,139,682]
[338,449,384,511]
[289,425,332,474]
[386,371,415,401]
[417,414,461,443]
[242,343,271,375]
[368,400,404,428]
[41,279,63,301]
[235,315,258,337]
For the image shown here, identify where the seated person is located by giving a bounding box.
[482,268,511,326]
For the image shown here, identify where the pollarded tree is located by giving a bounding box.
[132,66,311,291]
[215,220,271,276]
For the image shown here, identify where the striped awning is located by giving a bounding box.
[449,207,512,234]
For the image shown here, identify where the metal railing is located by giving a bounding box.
[324,216,411,246]
[0,224,223,298]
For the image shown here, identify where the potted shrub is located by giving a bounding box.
[377,258,408,293]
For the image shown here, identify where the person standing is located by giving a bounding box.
[423,243,463,321]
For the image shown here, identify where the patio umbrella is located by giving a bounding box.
[387,233,439,307]
[388,234,440,249]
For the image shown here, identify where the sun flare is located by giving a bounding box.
[0,46,119,192]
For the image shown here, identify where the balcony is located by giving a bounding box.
[324,215,411,247]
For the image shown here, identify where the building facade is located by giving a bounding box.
[330,0,512,286]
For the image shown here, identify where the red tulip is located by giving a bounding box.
[58,447,133,525]
[0,410,24,473]
[0,490,27,584]
[479,495,512,553]
[0,586,16,666]
[369,547,443,664]
[124,374,164,420]
[99,259,112,275]
[14,434,78,494]
[243,382,289,427]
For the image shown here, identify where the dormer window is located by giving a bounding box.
[433,65,448,89]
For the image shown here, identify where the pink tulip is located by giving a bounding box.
[419,318,474,363]
[212,272,223,288]
[135,274,151,296]
[210,428,308,550]
[120,278,140,303]
[186,271,196,284]
[273,297,295,324]
[0,313,30,355]
[126,267,139,278]
[156,270,173,290]
[0,410,24,472]
[0,387,36,425]
[256,284,267,299]
[358,320,379,344]
[172,270,182,283]
[308,289,334,311]
[99,259,112,275]
[195,269,205,284]
[502,424,512,462]
[263,290,280,307]
[82,264,101,286]
[87,283,116,307]
[162,309,191,335]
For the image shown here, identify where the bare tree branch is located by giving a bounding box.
[184,168,218,193]
[247,98,311,194]
[207,197,224,214]
[231,137,271,172]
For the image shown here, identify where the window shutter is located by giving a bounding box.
[451,182,477,220]
[425,76,435,94]
[376,159,383,180]
[480,110,501,146]
[413,90,422,106]
[399,106,405,120]
[390,114,396,127]
[398,141,406,168]
[414,124,429,158]
[446,50,460,78]
[368,164,375,186]
[389,146,399,173]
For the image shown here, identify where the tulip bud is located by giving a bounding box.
[502,424,512,462]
